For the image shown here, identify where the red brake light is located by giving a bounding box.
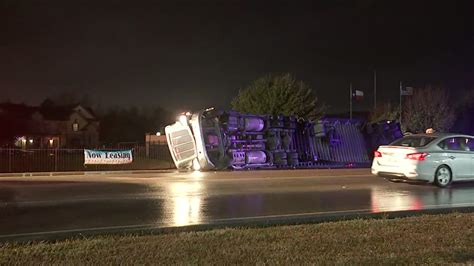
[374,151,382,157]
[406,152,429,161]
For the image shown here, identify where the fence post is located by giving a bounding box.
[54,148,58,172]
[8,149,12,173]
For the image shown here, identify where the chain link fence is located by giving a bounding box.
[0,142,174,173]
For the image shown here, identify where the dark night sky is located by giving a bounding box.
[1,0,473,113]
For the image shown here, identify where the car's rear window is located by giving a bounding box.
[389,136,437,147]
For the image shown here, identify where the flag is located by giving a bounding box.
[352,89,364,101]
[400,86,413,96]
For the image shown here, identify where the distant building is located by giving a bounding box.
[0,103,100,148]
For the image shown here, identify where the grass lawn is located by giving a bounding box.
[1,213,473,264]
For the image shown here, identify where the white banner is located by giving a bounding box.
[84,149,133,165]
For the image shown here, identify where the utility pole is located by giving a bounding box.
[349,83,353,120]
[373,70,377,111]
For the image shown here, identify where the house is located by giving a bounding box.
[0,103,100,148]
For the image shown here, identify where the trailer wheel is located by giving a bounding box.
[273,152,287,166]
[287,152,299,166]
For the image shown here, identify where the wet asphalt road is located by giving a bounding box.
[0,168,473,241]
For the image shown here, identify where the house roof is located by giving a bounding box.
[83,106,97,117]
[39,105,76,120]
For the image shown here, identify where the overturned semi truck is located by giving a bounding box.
[165,108,403,171]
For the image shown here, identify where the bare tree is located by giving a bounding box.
[369,102,400,123]
[403,86,456,133]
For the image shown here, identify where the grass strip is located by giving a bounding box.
[1,213,473,264]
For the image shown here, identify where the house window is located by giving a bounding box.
[72,121,79,132]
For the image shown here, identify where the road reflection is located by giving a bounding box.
[371,185,474,213]
[163,171,205,226]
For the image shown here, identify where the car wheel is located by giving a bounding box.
[434,165,452,188]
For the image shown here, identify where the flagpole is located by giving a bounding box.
[350,83,353,120]
[399,81,402,126]
[373,70,377,111]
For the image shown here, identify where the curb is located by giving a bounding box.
[0,169,177,177]
[0,167,371,178]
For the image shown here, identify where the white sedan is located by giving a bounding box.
[371,133,474,187]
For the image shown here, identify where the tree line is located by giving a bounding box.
[3,75,472,146]
[53,92,174,144]
[0,93,174,146]
[232,73,474,134]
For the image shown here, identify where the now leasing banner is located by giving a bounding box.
[84,149,133,165]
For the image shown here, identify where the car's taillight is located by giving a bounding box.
[406,152,429,161]
[374,151,382,158]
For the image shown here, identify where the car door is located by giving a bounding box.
[438,137,472,180]
[465,137,474,179]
